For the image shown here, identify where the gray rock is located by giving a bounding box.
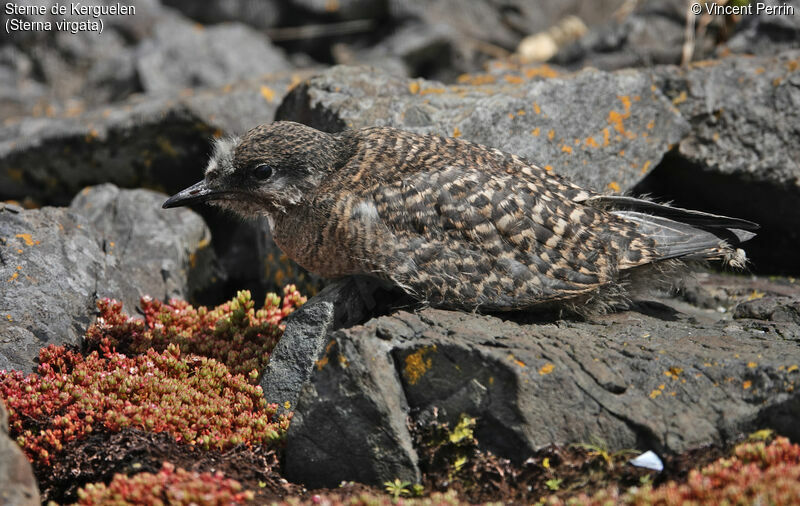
[641,49,800,273]
[553,0,701,70]
[723,0,800,56]
[0,401,40,506]
[0,186,215,373]
[137,17,292,94]
[0,203,104,372]
[277,64,689,194]
[286,273,800,486]
[262,277,402,415]
[0,70,311,204]
[653,50,800,187]
[0,72,317,299]
[285,314,420,489]
[69,184,217,313]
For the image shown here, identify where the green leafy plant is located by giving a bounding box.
[384,478,412,500]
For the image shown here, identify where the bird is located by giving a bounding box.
[163,121,758,314]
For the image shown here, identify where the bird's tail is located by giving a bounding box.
[586,195,759,268]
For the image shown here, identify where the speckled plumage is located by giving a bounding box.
[164,121,758,313]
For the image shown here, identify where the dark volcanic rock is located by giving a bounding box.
[0,72,318,300]
[0,70,309,205]
[277,64,689,194]
[284,274,800,487]
[639,50,800,274]
[0,187,214,373]
[0,401,40,506]
[262,277,405,416]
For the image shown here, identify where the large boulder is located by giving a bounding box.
[640,49,800,273]
[0,185,214,373]
[283,273,800,487]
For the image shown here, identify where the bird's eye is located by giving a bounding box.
[253,164,274,180]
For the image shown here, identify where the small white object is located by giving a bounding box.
[629,450,663,472]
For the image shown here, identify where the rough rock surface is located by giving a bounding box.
[262,277,407,416]
[69,184,217,313]
[0,71,311,205]
[0,401,39,506]
[0,73,317,300]
[277,64,689,194]
[640,50,800,273]
[0,187,213,373]
[285,273,800,487]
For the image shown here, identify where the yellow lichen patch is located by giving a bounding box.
[585,136,598,148]
[404,346,436,385]
[284,401,291,410]
[787,60,798,72]
[456,73,496,85]
[408,81,420,94]
[649,389,662,399]
[561,145,572,153]
[315,355,329,371]
[602,128,610,146]
[420,87,445,95]
[747,290,765,301]
[538,362,555,375]
[748,361,758,368]
[531,127,540,137]
[85,128,100,142]
[544,165,553,172]
[672,91,688,105]
[197,236,211,249]
[503,74,524,84]
[533,102,541,114]
[607,96,637,140]
[773,77,783,86]
[5,315,11,321]
[664,366,683,379]
[646,120,655,129]
[619,149,626,156]
[640,160,651,174]
[547,129,555,140]
[607,181,620,192]
[508,354,526,367]
[517,109,526,116]
[189,252,197,269]
[212,129,223,139]
[743,380,753,390]
[337,354,349,368]
[524,65,559,79]
[260,85,276,102]
[788,365,799,373]
[452,126,462,138]
[15,233,34,246]
[8,272,19,282]
[508,112,515,119]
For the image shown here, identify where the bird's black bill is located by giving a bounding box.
[163,180,218,209]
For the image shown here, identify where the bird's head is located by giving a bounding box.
[162,121,342,218]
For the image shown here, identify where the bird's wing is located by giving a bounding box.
[366,164,617,308]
